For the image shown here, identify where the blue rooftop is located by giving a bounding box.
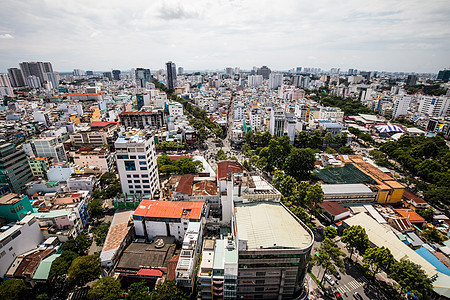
[415,247,450,276]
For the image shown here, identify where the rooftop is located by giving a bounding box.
[321,183,375,195]
[234,202,313,250]
[134,200,204,220]
[217,161,243,180]
[0,193,22,205]
[318,201,349,216]
[100,210,134,263]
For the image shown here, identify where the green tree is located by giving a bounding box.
[323,132,334,148]
[278,176,298,199]
[325,147,337,154]
[197,127,208,144]
[150,280,189,300]
[62,233,90,256]
[126,281,150,300]
[292,181,309,207]
[68,254,100,286]
[338,146,354,154]
[271,170,285,191]
[422,227,446,243]
[341,225,370,259]
[230,156,238,161]
[215,149,227,161]
[417,207,434,222]
[37,293,50,300]
[0,278,26,300]
[363,246,394,279]
[311,238,345,283]
[304,183,324,211]
[88,198,104,220]
[324,226,337,239]
[49,250,79,282]
[283,148,315,180]
[213,126,223,139]
[389,259,433,299]
[99,172,117,186]
[93,222,111,246]
[88,277,122,300]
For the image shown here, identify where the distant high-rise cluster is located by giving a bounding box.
[7,61,58,90]
[135,68,152,88]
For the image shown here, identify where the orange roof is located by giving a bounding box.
[133,200,204,220]
[51,92,104,99]
[385,180,405,189]
[395,209,426,223]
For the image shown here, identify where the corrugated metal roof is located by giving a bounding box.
[133,200,204,220]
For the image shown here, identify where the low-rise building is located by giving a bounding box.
[28,157,52,179]
[72,147,114,173]
[0,193,33,222]
[176,222,203,291]
[67,175,97,192]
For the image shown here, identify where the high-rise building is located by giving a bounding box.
[437,69,450,82]
[248,75,263,87]
[392,95,412,119]
[270,109,286,137]
[268,73,283,89]
[115,132,160,197]
[85,70,93,76]
[112,70,121,80]
[0,143,34,194]
[20,62,52,85]
[135,68,152,88]
[178,67,184,75]
[166,61,177,90]
[0,74,14,98]
[45,72,59,90]
[103,72,112,81]
[25,75,41,89]
[257,66,271,79]
[406,75,417,86]
[293,75,310,88]
[7,68,26,88]
[296,67,302,73]
[225,67,234,76]
[418,95,450,117]
[330,68,340,74]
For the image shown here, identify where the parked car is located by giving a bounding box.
[335,272,341,280]
[354,292,363,300]
[334,291,343,300]
[325,274,335,285]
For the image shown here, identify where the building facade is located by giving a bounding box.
[0,143,34,193]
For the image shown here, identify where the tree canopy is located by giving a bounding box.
[363,246,394,278]
[68,254,100,286]
[49,250,79,283]
[389,259,433,299]
[341,225,370,259]
[311,238,345,283]
[0,279,26,300]
[157,155,204,175]
[61,233,90,256]
[126,281,150,300]
[283,148,315,180]
[88,277,122,300]
[149,280,189,300]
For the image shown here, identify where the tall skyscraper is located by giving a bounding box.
[7,68,26,88]
[0,74,14,97]
[166,61,177,90]
[46,72,59,90]
[26,76,41,89]
[437,69,450,82]
[135,68,151,88]
[19,62,52,86]
[392,95,412,119]
[257,65,271,79]
[178,67,184,75]
[103,72,112,81]
[406,75,417,86]
[112,70,121,80]
[268,73,283,89]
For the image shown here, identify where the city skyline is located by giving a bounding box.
[1,0,449,73]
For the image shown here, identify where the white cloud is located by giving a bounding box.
[0,33,13,39]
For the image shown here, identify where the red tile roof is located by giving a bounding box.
[167,255,179,281]
[192,180,218,196]
[133,200,204,220]
[403,189,427,204]
[136,267,163,277]
[395,209,426,223]
[90,121,119,128]
[318,201,349,216]
[175,174,195,195]
[217,161,243,179]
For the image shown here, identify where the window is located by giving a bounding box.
[130,155,136,159]
[124,161,136,171]
[255,287,264,292]
[143,185,150,188]
[127,175,131,178]
[133,174,139,178]
[141,174,148,178]
[138,155,145,159]
[117,154,129,159]
[140,167,147,170]
[127,180,132,183]
[139,161,146,165]
[135,185,141,188]
[134,180,140,183]
[10,208,15,213]
[255,280,265,284]
[128,185,133,189]
[142,180,149,183]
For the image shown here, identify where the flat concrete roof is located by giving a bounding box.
[234,202,313,250]
[321,183,374,195]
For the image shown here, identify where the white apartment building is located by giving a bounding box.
[268,73,283,89]
[115,132,160,197]
[0,74,14,98]
[24,136,67,162]
[0,215,44,277]
[392,95,412,119]
[419,95,450,117]
[250,107,262,131]
[319,107,344,122]
[176,222,203,291]
[168,102,184,117]
[270,109,286,137]
[67,175,97,192]
[47,163,74,182]
[234,102,245,121]
[248,75,263,87]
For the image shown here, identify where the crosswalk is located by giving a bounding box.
[336,276,368,294]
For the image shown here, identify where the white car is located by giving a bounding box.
[324,274,335,285]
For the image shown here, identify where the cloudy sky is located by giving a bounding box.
[1,0,449,73]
